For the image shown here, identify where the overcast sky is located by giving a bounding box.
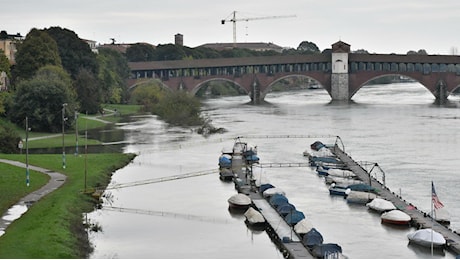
[3,0,460,54]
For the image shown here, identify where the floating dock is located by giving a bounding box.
[230,155,314,259]
[331,144,460,255]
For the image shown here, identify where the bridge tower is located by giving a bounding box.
[331,41,350,101]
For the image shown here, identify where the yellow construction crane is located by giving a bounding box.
[221,11,296,47]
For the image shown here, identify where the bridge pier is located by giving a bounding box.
[249,78,262,104]
[435,80,447,104]
[330,41,351,101]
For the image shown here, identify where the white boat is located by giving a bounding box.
[294,218,313,235]
[228,193,251,210]
[381,209,411,225]
[407,228,446,248]
[366,198,396,212]
[346,190,377,204]
[262,187,285,198]
[244,207,266,229]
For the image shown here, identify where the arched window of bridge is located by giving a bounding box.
[350,62,358,72]
[391,62,398,72]
[431,63,440,73]
[415,63,423,72]
[407,63,415,72]
[423,63,431,74]
[398,63,407,72]
[358,62,365,71]
[456,64,460,75]
[439,64,447,72]
[382,63,391,71]
[366,62,374,71]
[447,64,456,73]
[374,62,382,71]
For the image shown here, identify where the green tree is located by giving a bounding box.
[13,28,62,81]
[97,48,130,103]
[74,68,101,114]
[44,27,99,79]
[130,81,166,112]
[126,43,156,62]
[297,41,320,54]
[0,119,21,153]
[153,44,187,60]
[0,52,11,78]
[153,91,203,126]
[9,66,76,132]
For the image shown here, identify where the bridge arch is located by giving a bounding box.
[128,78,173,93]
[262,74,326,99]
[190,78,248,97]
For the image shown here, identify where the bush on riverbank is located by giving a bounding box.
[153,91,204,126]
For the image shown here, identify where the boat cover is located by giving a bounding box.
[263,187,285,198]
[284,210,305,225]
[302,228,324,248]
[219,154,232,167]
[366,198,396,212]
[277,203,296,217]
[381,210,411,222]
[311,141,326,151]
[311,243,342,258]
[269,194,289,208]
[347,183,378,193]
[244,207,265,224]
[407,228,446,247]
[259,183,275,193]
[228,193,251,206]
[294,218,313,234]
[346,191,377,204]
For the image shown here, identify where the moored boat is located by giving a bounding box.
[366,198,396,213]
[381,209,411,225]
[407,228,446,248]
[329,183,349,196]
[346,190,377,204]
[244,207,266,230]
[228,193,252,210]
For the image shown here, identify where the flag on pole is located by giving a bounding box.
[431,181,444,209]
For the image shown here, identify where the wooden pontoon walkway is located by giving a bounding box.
[332,145,460,255]
[231,155,314,259]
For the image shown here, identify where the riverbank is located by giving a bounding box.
[0,105,140,258]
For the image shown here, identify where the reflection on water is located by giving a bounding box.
[88,83,460,259]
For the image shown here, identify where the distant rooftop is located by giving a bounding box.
[198,42,284,53]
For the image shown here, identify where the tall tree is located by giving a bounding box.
[8,65,76,132]
[13,28,62,81]
[74,68,101,114]
[126,43,156,62]
[44,27,99,79]
[297,41,320,54]
[97,48,130,103]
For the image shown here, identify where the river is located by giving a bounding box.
[88,82,460,259]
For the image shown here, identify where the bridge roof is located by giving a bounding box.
[128,54,330,70]
[350,53,460,64]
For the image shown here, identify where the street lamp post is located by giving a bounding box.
[25,117,30,186]
[75,109,78,156]
[62,103,67,169]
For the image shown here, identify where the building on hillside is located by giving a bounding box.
[82,39,98,53]
[0,31,24,65]
[197,42,284,53]
[175,33,183,46]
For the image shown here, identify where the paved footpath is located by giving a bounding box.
[0,159,67,235]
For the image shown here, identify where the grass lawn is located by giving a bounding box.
[0,153,136,258]
[0,104,142,258]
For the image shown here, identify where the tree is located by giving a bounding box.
[0,52,11,78]
[8,66,76,132]
[126,43,156,62]
[153,44,187,60]
[44,27,99,79]
[97,48,130,104]
[153,91,203,126]
[297,41,320,54]
[13,28,62,81]
[130,82,165,112]
[74,68,101,114]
